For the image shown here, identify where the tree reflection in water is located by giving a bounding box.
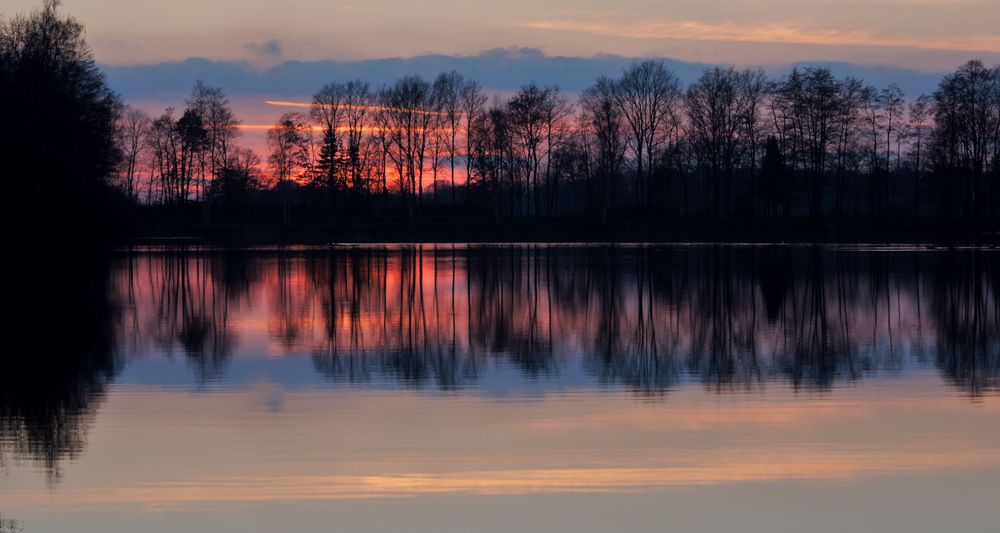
[2,245,998,479]
[1,254,121,482]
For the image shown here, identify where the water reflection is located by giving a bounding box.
[931,252,1000,394]
[2,245,999,480]
[1,256,121,481]
[130,250,262,381]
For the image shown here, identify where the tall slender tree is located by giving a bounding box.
[614,61,681,209]
[267,113,312,224]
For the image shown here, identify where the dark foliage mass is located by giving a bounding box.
[0,4,123,482]
[0,1,122,243]
[0,253,120,481]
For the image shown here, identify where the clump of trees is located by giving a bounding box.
[1,0,122,241]
[931,61,1000,219]
[125,82,246,220]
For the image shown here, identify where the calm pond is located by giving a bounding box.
[2,244,998,532]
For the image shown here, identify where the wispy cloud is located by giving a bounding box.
[244,39,284,58]
[242,39,286,69]
[519,18,1000,53]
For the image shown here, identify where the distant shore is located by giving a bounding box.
[120,218,1000,247]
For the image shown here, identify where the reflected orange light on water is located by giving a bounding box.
[7,457,996,508]
[4,249,999,522]
[4,383,998,510]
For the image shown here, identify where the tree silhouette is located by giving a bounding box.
[759,136,789,218]
[0,0,122,243]
[267,113,312,224]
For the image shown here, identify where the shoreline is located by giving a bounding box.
[118,219,1000,247]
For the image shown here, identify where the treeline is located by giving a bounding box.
[121,59,1000,229]
[4,2,1000,241]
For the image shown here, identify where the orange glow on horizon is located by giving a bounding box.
[265,100,447,117]
[519,19,1000,53]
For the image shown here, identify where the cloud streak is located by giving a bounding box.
[520,18,1000,53]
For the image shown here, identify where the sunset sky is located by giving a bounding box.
[7,0,1000,71]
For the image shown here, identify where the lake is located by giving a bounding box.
[1,244,998,532]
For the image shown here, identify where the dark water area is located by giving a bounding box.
[1,245,998,532]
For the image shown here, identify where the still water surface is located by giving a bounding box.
[2,245,999,532]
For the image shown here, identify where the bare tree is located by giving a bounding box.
[146,108,205,205]
[267,113,312,224]
[116,106,151,203]
[507,84,555,216]
[343,80,371,197]
[831,77,868,217]
[881,83,906,214]
[187,81,240,222]
[379,76,435,219]
[685,67,763,216]
[177,108,209,204]
[460,80,488,205]
[148,109,180,204]
[434,71,465,205]
[429,79,447,203]
[468,104,514,221]
[580,76,626,223]
[862,84,883,215]
[931,61,1000,219]
[542,90,573,215]
[908,94,933,217]
[881,84,906,175]
[614,61,681,208]
[772,67,842,220]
